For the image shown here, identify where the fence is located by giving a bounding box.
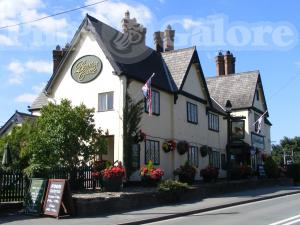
[0,166,101,203]
[0,170,26,202]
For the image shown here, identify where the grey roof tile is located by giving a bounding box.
[206,71,259,109]
[30,91,48,110]
[161,47,195,89]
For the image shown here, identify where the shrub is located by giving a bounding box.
[174,161,196,184]
[230,164,253,180]
[287,163,300,183]
[200,165,219,182]
[264,156,280,178]
[158,179,189,202]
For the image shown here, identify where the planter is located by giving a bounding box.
[103,177,123,192]
[178,174,195,184]
[157,190,184,203]
[141,176,161,187]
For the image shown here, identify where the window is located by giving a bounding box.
[98,92,113,111]
[145,139,160,165]
[208,112,219,132]
[254,113,260,133]
[145,90,160,115]
[187,102,198,124]
[256,89,259,101]
[209,150,220,169]
[188,146,199,167]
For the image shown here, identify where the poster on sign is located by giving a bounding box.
[43,179,74,218]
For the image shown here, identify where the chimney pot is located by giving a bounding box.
[215,51,225,76]
[153,31,164,52]
[224,50,236,75]
[52,45,63,73]
[164,25,175,51]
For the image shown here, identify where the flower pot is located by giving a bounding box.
[178,174,195,184]
[141,175,161,187]
[103,177,123,192]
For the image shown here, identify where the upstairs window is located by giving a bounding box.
[256,89,260,101]
[98,92,114,112]
[254,113,260,133]
[208,112,219,132]
[187,102,198,124]
[145,90,160,115]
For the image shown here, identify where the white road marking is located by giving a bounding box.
[283,218,300,225]
[269,214,300,225]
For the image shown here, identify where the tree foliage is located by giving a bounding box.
[1,99,108,174]
[123,93,143,178]
[272,136,300,165]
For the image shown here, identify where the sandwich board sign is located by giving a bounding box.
[43,179,74,218]
[24,178,47,215]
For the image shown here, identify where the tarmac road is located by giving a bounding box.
[149,193,300,225]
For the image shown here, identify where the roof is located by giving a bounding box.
[161,47,195,89]
[29,91,48,111]
[206,70,261,110]
[0,111,36,136]
[45,14,177,95]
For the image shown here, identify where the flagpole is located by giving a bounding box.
[252,110,268,126]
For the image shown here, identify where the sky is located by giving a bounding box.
[0,0,299,145]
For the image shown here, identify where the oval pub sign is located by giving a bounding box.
[71,55,102,83]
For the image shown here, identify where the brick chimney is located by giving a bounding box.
[153,31,164,52]
[164,25,175,51]
[121,10,147,46]
[52,45,63,73]
[224,50,236,75]
[215,51,225,76]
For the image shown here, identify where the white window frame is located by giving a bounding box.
[98,92,114,112]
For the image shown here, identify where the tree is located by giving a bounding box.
[26,99,106,171]
[0,120,36,170]
[123,94,143,178]
[272,136,300,165]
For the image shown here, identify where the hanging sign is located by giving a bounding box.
[71,55,102,83]
[24,178,47,215]
[251,133,265,150]
[43,179,74,218]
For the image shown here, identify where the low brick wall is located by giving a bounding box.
[73,178,293,217]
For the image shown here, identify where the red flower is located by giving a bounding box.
[101,162,126,180]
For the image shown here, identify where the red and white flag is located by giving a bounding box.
[142,73,155,115]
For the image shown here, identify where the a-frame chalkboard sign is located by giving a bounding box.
[43,179,74,218]
[24,178,47,215]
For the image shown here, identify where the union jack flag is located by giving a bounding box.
[142,73,155,115]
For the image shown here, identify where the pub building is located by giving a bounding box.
[3,11,272,180]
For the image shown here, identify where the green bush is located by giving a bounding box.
[158,179,189,192]
[287,163,300,183]
[173,161,196,184]
[264,157,280,178]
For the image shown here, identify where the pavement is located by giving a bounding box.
[1,185,300,225]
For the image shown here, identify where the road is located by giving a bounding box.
[150,193,300,225]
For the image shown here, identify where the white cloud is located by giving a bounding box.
[14,82,46,103]
[26,60,52,73]
[0,34,14,46]
[82,0,153,29]
[182,18,202,30]
[0,0,69,46]
[8,61,25,84]
[14,93,37,103]
[7,59,52,85]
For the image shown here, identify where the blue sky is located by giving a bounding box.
[0,0,299,144]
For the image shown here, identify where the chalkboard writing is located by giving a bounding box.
[43,179,74,218]
[131,144,140,170]
[24,178,47,215]
[44,179,65,217]
[258,165,266,177]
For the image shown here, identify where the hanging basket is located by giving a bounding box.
[162,140,177,153]
[200,145,212,157]
[177,141,189,155]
